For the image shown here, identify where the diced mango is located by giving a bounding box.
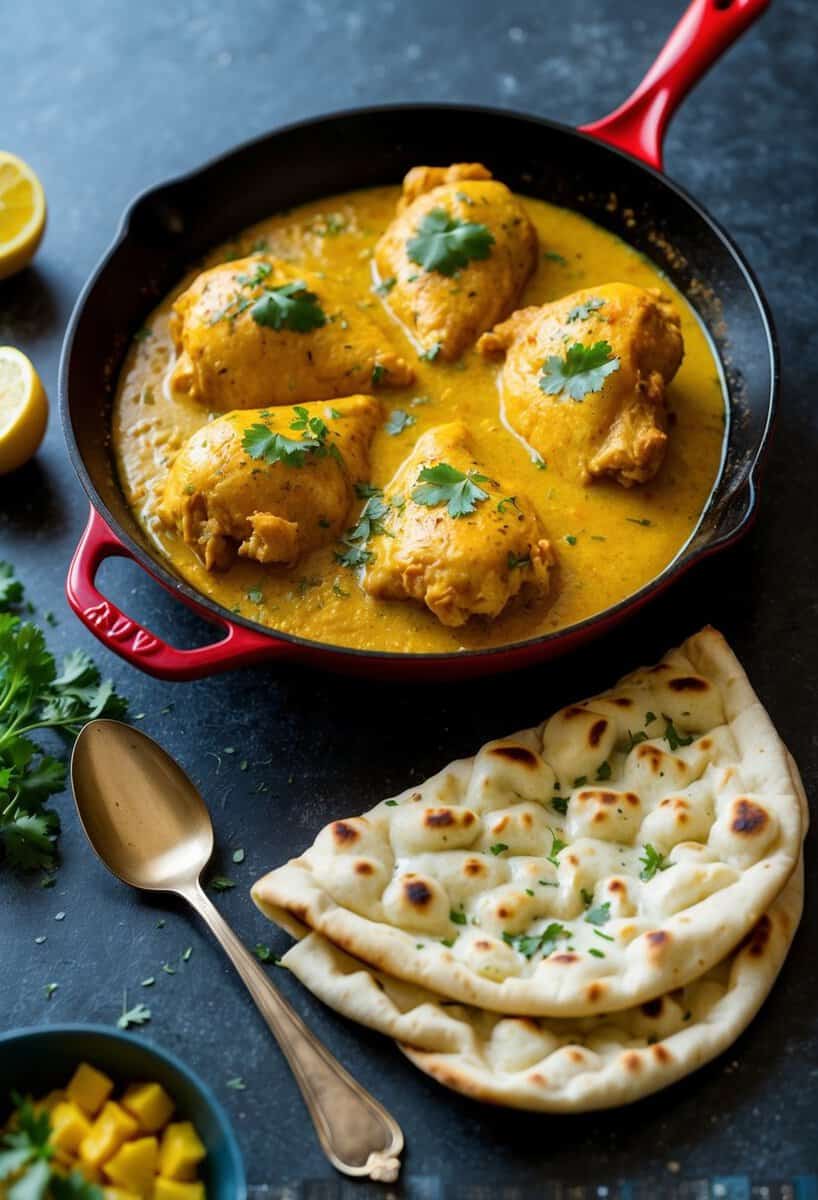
[103,1135,158,1197]
[79,1100,139,1168]
[103,1190,141,1200]
[50,1100,93,1155]
[121,1081,175,1133]
[158,1121,206,1181]
[67,1062,114,1116]
[154,1181,206,1200]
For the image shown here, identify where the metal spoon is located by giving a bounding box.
[71,718,403,1182]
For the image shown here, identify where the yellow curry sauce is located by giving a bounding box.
[112,185,725,654]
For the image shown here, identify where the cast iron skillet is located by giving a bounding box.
[61,0,777,682]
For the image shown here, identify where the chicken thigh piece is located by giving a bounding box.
[478,283,684,487]
[160,395,379,571]
[374,163,538,362]
[169,256,413,411]
[363,422,554,627]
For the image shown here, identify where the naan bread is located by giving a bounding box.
[281,861,802,1112]
[253,629,803,1017]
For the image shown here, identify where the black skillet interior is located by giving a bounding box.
[62,104,777,626]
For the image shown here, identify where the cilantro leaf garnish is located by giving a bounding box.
[0,1094,53,1188]
[567,297,605,322]
[384,409,415,437]
[335,543,374,569]
[585,901,611,926]
[551,796,568,815]
[663,717,694,751]
[250,281,326,332]
[411,462,490,518]
[335,495,391,569]
[355,482,383,500]
[419,343,441,362]
[624,729,648,753]
[489,842,508,856]
[374,276,396,297]
[538,340,620,401]
[236,261,272,288]
[502,922,570,960]
[242,407,339,468]
[639,843,672,882]
[497,496,519,514]
[407,208,495,277]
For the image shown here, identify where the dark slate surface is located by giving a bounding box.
[1,0,816,1193]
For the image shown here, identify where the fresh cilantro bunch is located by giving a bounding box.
[407,208,495,276]
[0,565,127,873]
[0,1092,102,1198]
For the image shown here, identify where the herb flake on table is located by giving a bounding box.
[538,340,620,401]
[407,208,494,276]
[411,462,490,518]
[209,875,236,892]
[117,995,151,1030]
[250,281,326,332]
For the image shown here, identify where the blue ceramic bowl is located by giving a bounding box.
[0,1024,246,1199]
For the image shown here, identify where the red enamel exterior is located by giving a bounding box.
[64,0,773,682]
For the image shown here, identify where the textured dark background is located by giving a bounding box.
[1,0,817,1193]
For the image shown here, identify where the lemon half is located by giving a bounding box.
[0,152,46,280]
[0,347,48,473]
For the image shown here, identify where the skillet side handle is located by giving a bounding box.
[579,0,770,170]
[66,506,284,681]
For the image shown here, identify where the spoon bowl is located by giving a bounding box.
[72,719,213,892]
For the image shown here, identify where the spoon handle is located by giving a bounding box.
[184,881,403,1182]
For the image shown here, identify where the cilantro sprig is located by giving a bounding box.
[0,567,127,874]
[407,208,495,276]
[567,297,605,323]
[639,843,672,882]
[411,462,490,518]
[335,495,392,569]
[250,280,326,332]
[539,340,620,401]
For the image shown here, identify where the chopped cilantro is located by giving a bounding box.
[624,729,648,753]
[407,208,494,276]
[585,902,611,926]
[544,251,568,265]
[374,276,396,296]
[551,796,568,815]
[355,482,383,500]
[489,842,509,856]
[117,996,151,1029]
[419,342,441,362]
[580,888,594,907]
[371,363,388,385]
[497,496,519,514]
[539,340,620,401]
[253,944,279,964]
[411,462,490,518]
[589,947,605,958]
[246,588,264,605]
[502,922,570,959]
[626,517,652,527]
[384,409,415,436]
[546,828,566,868]
[567,297,605,322]
[242,407,338,468]
[639,843,672,881]
[595,760,612,781]
[565,534,577,546]
[663,717,694,751]
[507,552,531,570]
[450,909,467,925]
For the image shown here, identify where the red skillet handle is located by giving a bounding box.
[66,507,285,681]
[580,0,769,170]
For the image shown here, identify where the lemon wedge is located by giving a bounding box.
[0,152,46,280]
[0,347,48,473]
